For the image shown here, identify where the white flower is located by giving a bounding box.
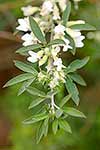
[66,28,85,48]
[21,5,39,16]
[27,50,44,63]
[21,33,38,46]
[74,35,85,47]
[54,24,65,35]
[27,51,38,63]
[53,58,65,71]
[40,1,53,16]
[16,17,30,32]
[63,38,72,51]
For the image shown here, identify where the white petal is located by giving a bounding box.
[27,56,38,63]
[28,51,37,57]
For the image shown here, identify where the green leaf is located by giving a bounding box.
[70,23,96,31]
[14,60,38,75]
[55,109,63,118]
[43,118,49,137]
[4,73,34,87]
[62,1,71,26]
[35,121,44,144]
[48,39,65,46]
[18,78,35,96]
[59,120,72,133]
[23,112,48,125]
[63,107,86,118]
[16,44,42,54]
[65,77,79,105]
[65,32,76,55]
[28,97,46,109]
[59,94,71,107]
[52,119,59,135]
[69,73,86,86]
[29,16,46,43]
[27,86,46,97]
[66,57,90,73]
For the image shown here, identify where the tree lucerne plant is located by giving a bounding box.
[4,0,96,143]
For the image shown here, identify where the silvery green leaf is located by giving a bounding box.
[35,121,44,144]
[48,39,66,46]
[59,94,71,107]
[63,107,86,118]
[29,16,46,43]
[28,97,46,109]
[66,57,90,73]
[70,23,96,31]
[62,1,71,26]
[65,77,79,105]
[69,73,86,86]
[52,119,59,135]
[43,117,49,137]
[59,120,72,133]
[23,112,48,125]
[16,44,42,54]
[55,109,63,118]
[14,60,38,75]
[18,78,35,96]
[27,86,46,97]
[3,73,34,87]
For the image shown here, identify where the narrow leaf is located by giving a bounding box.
[14,60,38,75]
[59,120,72,133]
[65,77,79,105]
[59,94,71,107]
[70,73,86,86]
[70,23,96,31]
[4,73,34,87]
[66,57,90,73]
[43,118,49,137]
[18,78,35,96]
[29,97,46,109]
[62,1,71,26]
[52,120,59,135]
[16,44,42,54]
[35,121,44,144]
[29,16,46,43]
[55,109,63,118]
[48,39,65,46]
[63,107,86,118]
[27,86,46,97]
[23,112,48,124]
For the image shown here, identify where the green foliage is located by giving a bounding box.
[29,16,46,43]
[63,107,86,118]
[62,1,71,26]
[4,73,34,87]
[70,23,96,31]
[3,0,96,144]
[65,76,79,105]
[16,44,42,54]
[59,119,72,133]
[66,57,90,73]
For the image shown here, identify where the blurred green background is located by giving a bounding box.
[0,0,100,150]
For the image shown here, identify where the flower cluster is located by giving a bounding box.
[16,0,85,90]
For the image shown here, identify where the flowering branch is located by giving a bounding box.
[4,0,96,143]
